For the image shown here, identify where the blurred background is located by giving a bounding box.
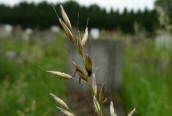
[0,0,172,116]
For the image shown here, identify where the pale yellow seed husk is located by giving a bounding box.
[59,18,75,43]
[92,73,97,96]
[81,27,88,47]
[93,96,101,113]
[60,5,72,30]
[128,108,136,116]
[50,93,69,109]
[110,101,117,116]
[57,107,74,116]
[77,30,83,57]
[47,70,72,79]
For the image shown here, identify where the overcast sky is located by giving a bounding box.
[0,0,156,12]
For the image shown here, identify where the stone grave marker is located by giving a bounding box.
[50,25,60,33]
[23,28,33,41]
[41,30,58,46]
[30,31,42,44]
[90,28,100,40]
[156,33,172,51]
[12,25,25,41]
[0,24,13,38]
[67,39,125,94]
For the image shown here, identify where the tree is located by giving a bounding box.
[155,0,172,21]
[0,1,158,33]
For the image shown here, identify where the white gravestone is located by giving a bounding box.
[67,39,125,94]
[156,34,172,51]
[90,28,100,40]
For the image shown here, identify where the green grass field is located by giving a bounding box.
[0,34,172,115]
[0,32,68,115]
[123,39,172,115]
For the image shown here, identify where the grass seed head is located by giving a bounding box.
[92,73,97,96]
[72,62,84,74]
[85,54,92,76]
[77,30,83,57]
[59,18,75,44]
[47,70,72,79]
[128,108,136,116]
[78,72,88,82]
[72,62,88,82]
[57,107,74,116]
[81,27,88,48]
[99,82,106,106]
[60,5,72,31]
[50,93,69,109]
[93,96,101,114]
[110,101,117,116]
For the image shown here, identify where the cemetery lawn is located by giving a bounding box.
[0,32,68,115]
[123,39,172,116]
[1,33,172,116]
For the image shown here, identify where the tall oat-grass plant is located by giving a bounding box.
[46,5,136,116]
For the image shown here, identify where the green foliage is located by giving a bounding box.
[0,32,67,115]
[123,39,172,115]
[155,0,172,23]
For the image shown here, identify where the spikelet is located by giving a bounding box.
[93,96,101,115]
[99,82,106,106]
[57,107,74,116]
[77,30,83,57]
[92,73,97,96]
[110,101,117,116]
[47,70,72,79]
[81,27,88,47]
[50,93,69,109]
[72,62,88,82]
[60,5,72,31]
[128,108,136,116]
[85,54,92,76]
[72,62,85,75]
[59,18,75,43]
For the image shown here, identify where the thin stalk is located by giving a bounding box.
[88,80,103,116]
[73,42,84,62]
[68,108,77,116]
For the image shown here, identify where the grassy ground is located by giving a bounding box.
[1,33,172,116]
[0,32,68,115]
[123,38,172,115]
